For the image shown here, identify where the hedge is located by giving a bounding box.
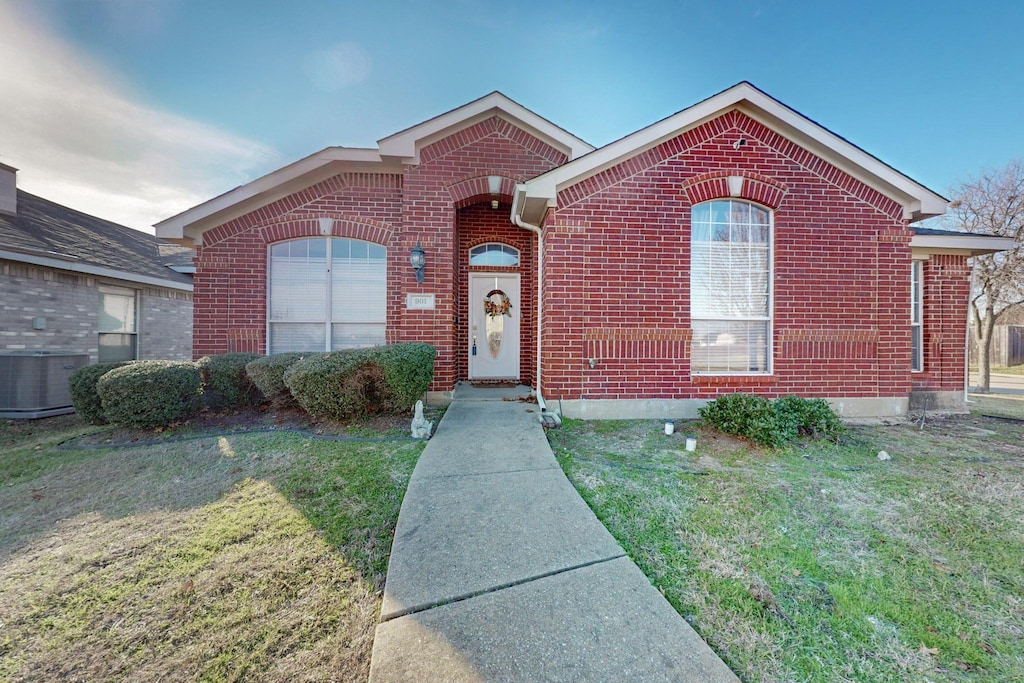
[283,343,435,420]
[68,361,134,425]
[698,393,845,448]
[245,353,307,407]
[96,360,204,429]
[197,352,264,410]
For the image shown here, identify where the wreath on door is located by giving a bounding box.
[483,289,513,318]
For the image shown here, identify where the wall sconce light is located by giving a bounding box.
[410,241,426,283]
[488,175,501,210]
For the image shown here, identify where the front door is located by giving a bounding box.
[469,273,520,380]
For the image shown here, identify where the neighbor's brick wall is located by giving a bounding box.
[191,117,564,392]
[542,109,916,402]
[139,287,193,361]
[1,259,192,362]
[1,260,97,357]
[913,254,972,392]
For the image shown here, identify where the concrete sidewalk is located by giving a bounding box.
[368,395,737,682]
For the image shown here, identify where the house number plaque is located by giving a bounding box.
[406,293,435,310]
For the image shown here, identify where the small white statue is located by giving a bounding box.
[411,400,433,439]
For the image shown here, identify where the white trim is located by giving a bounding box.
[155,148,398,244]
[378,92,593,162]
[0,248,192,292]
[910,233,1016,256]
[156,93,594,244]
[516,82,948,224]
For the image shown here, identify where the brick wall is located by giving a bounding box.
[1,259,192,362]
[139,287,193,361]
[912,254,972,393]
[192,116,565,392]
[542,109,917,402]
[1,260,97,357]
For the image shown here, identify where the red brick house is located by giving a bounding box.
[155,83,1011,418]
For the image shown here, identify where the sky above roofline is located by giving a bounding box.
[1,0,1021,233]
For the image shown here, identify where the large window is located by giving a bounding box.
[268,237,387,353]
[690,200,771,374]
[98,284,138,362]
[911,260,923,372]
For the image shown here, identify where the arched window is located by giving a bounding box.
[268,237,386,353]
[690,200,772,374]
[469,243,519,267]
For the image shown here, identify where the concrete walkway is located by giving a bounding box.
[368,391,737,682]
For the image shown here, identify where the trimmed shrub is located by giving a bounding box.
[245,353,307,407]
[197,352,264,410]
[698,393,845,448]
[97,360,203,429]
[699,393,784,448]
[374,343,437,410]
[284,343,436,420]
[772,395,845,442]
[68,361,133,425]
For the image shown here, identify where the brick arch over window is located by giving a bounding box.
[259,216,394,246]
[682,171,788,209]
[448,173,520,209]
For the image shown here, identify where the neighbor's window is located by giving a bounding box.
[470,243,519,267]
[268,237,386,353]
[911,260,923,372]
[98,284,138,362]
[690,200,772,374]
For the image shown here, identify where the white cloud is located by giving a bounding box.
[303,42,372,93]
[0,3,279,233]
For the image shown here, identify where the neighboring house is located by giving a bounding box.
[155,82,1012,418]
[0,162,194,364]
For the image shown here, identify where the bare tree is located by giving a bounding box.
[949,160,1024,392]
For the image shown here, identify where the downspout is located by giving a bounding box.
[512,188,547,414]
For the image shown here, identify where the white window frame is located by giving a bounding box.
[97,284,138,362]
[911,259,924,372]
[267,237,387,354]
[690,199,773,375]
[469,242,520,267]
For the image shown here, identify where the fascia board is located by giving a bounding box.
[910,233,1016,256]
[0,248,193,291]
[378,92,593,162]
[519,83,947,221]
[154,148,398,243]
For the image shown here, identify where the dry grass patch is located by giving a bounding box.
[549,409,1024,682]
[0,414,423,682]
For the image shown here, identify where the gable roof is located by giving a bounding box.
[155,92,594,245]
[513,82,949,226]
[0,190,193,290]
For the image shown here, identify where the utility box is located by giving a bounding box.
[0,351,89,419]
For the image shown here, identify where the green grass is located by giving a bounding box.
[0,414,423,682]
[548,412,1024,682]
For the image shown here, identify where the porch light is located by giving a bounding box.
[410,241,426,283]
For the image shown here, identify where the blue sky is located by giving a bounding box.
[1,0,1021,231]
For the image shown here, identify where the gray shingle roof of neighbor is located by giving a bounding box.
[0,190,193,286]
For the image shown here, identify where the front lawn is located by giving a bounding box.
[0,413,424,682]
[548,407,1024,682]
